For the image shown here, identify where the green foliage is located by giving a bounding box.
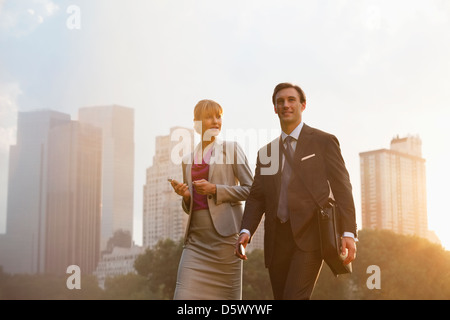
[312,229,450,300]
[105,229,132,254]
[1,230,449,300]
[134,238,184,300]
[242,249,272,300]
[103,273,157,300]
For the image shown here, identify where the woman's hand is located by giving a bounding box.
[193,179,216,195]
[170,180,191,204]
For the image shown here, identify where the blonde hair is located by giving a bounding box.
[193,99,223,121]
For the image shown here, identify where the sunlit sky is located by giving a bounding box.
[1,0,449,250]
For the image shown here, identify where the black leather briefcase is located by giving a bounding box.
[280,140,353,277]
[317,200,352,277]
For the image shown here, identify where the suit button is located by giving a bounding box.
[208,195,212,199]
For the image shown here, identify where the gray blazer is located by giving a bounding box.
[181,139,254,241]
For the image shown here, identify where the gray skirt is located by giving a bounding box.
[173,209,243,300]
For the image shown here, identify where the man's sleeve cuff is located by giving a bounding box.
[343,232,358,242]
[239,229,251,237]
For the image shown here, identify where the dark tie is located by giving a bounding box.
[277,136,295,223]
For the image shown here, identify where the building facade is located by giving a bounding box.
[360,135,428,239]
[93,245,145,289]
[143,127,193,248]
[1,110,104,275]
[45,121,102,275]
[2,110,71,274]
[78,105,135,252]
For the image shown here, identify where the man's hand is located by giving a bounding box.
[235,233,249,260]
[341,237,356,265]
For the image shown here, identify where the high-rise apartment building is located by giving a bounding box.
[78,105,135,252]
[143,127,194,248]
[359,135,428,239]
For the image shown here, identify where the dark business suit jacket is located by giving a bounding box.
[241,124,357,268]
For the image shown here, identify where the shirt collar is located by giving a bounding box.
[193,138,220,164]
[281,121,304,142]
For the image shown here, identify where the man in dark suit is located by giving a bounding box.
[235,82,357,300]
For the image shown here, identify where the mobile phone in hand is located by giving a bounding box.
[168,178,180,185]
[239,244,246,256]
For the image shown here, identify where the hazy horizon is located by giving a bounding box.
[1,0,450,250]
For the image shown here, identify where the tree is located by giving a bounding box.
[242,249,273,299]
[2,231,449,300]
[103,273,157,300]
[134,238,184,299]
[312,229,450,300]
[105,229,132,254]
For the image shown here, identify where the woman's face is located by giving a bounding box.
[201,111,222,141]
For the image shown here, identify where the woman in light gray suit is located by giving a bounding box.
[170,99,254,300]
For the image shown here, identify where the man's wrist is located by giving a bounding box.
[343,232,358,242]
[239,229,251,237]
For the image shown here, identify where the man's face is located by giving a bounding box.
[274,87,306,126]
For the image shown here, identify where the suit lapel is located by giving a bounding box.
[185,156,193,201]
[277,123,313,192]
[294,123,314,162]
[186,162,193,185]
[208,139,223,181]
[273,137,283,201]
[187,141,202,189]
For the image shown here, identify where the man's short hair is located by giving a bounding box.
[272,83,306,105]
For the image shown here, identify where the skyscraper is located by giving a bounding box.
[359,135,428,239]
[1,110,104,275]
[2,110,71,274]
[143,127,194,248]
[45,121,102,275]
[78,105,135,252]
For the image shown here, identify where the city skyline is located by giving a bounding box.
[1,1,450,251]
[2,110,445,251]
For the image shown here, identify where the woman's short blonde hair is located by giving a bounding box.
[193,99,223,121]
